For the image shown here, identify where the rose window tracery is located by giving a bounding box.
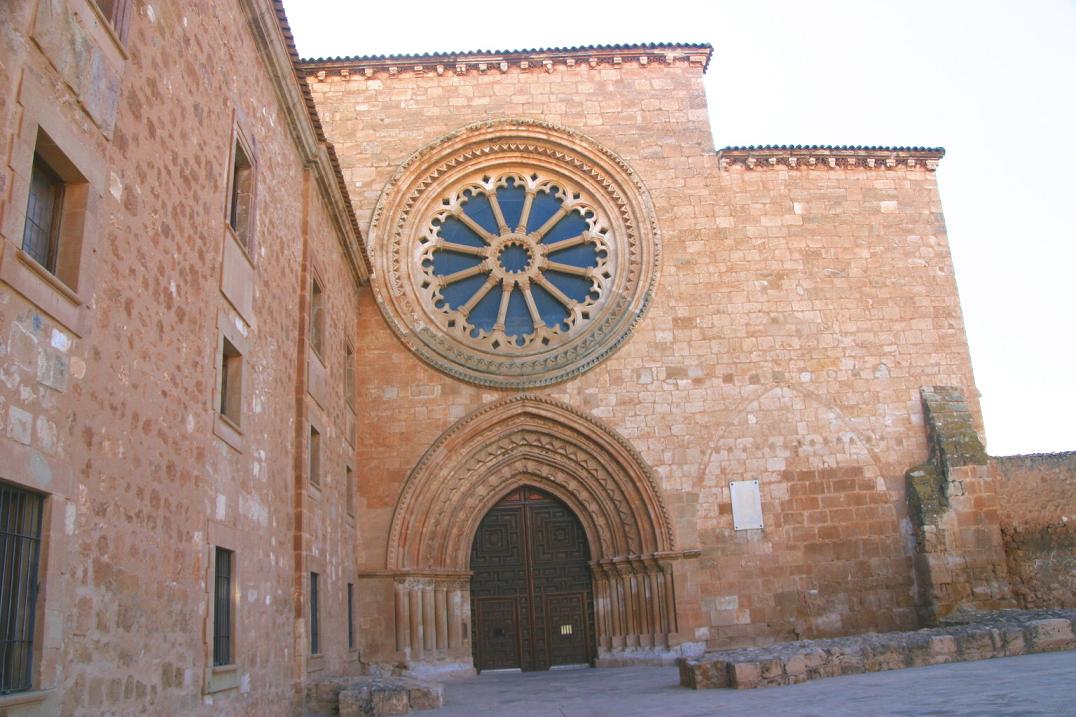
[368,120,659,387]
[420,174,611,350]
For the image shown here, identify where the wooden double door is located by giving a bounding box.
[470,487,595,672]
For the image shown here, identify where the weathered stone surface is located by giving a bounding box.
[335,676,444,717]
[679,609,1076,690]
[994,452,1076,609]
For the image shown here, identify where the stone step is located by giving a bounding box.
[678,608,1076,690]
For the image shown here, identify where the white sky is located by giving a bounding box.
[283,0,1076,456]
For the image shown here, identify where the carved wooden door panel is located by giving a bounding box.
[470,487,594,672]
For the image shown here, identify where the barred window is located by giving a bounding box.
[310,573,320,655]
[346,583,355,650]
[22,155,63,273]
[213,548,234,666]
[0,484,44,695]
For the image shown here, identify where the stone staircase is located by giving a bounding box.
[307,675,444,716]
[679,608,1076,690]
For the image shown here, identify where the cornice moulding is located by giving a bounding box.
[717,145,945,172]
[299,43,714,79]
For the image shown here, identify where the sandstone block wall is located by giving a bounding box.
[0,1,364,714]
[306,50,983,657]
[994,452,1076,609]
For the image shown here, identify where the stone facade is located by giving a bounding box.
[0,1,367,714]
[0,2,1071,716]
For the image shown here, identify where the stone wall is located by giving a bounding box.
[0,1,365,714]
[994,452,1076,609]
[306,48,983,661]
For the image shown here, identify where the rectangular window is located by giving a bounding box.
[346,466,355,518]
[213,548,234,667]
[347,583,355,650]
[228,140,254,253]
[309,277,324,357]
[93,0,133,41]
[309,573,320,655]
[344,342,356,408]
[308,426,321,488]
[0,483,44,695]
[219,337,242,427]
[22,154,64,274]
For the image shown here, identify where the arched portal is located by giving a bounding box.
[470,486,595,672]
[384,395,703,673]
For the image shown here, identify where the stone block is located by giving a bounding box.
[729,662,760,689]
[407,682,443,710]
[1025,618,1075,651]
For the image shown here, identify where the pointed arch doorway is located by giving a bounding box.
[470,486,595,672]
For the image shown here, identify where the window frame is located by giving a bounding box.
[0,482,45,697]
[88,0,134,45]
[212,547,235,668]
[344,340,356,410]
[213,312,249,452]
[309,572,321,656]
[308,424,322,490]
[1,73,105,338]
[308,272,326,361]
[204,522,241,694]
[224,132,257,260]
[346,582,355,652]
[345,464,356,519]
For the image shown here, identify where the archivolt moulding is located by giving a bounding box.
[368,119,660,387]
[386,395,676,571]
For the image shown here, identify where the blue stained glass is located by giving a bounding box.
[504,288,534,338]
[441,273,487,311]
[431,249,482,276]
[546,242,598,269]
[544,271,594,304]
[436,215,485,247]
[461,192,498,235]
[496,179,526,229]
[499,244,531,273]
[542,211,589,245]
[467,280,501,332]
[526,190,561,233]
[532,282,569,328]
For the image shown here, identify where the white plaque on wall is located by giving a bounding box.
[730,480,764,531]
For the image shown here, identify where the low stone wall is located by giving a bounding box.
[678,609,1076,689]
[994,452,1076,609]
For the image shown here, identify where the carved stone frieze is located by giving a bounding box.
[367,119,660,387]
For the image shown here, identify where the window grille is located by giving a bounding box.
[310,573,320,655]
[0,484,44,694]
[22,155,63,272]
[347,583,355,650]
[213,548,233,666]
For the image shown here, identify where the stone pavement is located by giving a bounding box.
[434,650,1076,716]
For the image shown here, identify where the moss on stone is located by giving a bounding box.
[906,463,948,526]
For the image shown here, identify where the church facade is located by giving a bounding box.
[0,1,1069,716]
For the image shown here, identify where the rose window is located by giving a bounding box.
[419,174,611,351]
[369,120,658,387]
